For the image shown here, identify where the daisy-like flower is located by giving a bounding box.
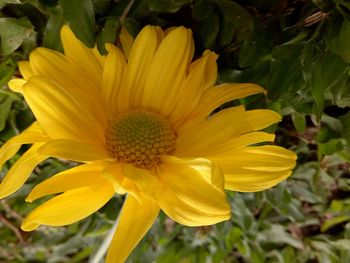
[0,25,296,262]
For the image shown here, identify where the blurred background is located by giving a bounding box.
[0,0,350,262]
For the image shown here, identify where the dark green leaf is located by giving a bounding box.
[192,0,214,20]
[340,112,350,145]
[213,0,253,43]
[43,6,64,51]
[239,23,274,68]
[311,51,348,119]
[96,17,119,54]
[147,0,192,13]
[329,19,350,63]
[0,93,16,131]
[60,0,96,47]
[197,12,219,48]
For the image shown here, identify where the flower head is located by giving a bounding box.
[0,25,296,262]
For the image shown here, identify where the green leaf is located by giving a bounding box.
[0,17,34,56]
[192,0,214,20]
[0,92,16,132]
[329,19,350,63]
[267,55,305,101]
[260,224,304,249]
[213,0,253,43]
[239,23,274,67]
[147,0,192,13]
[0,0,21,8]
[217,19,235,47]
[310,51,348,119]
[0,58,16,87]
[318,139,344,159]
[340,112,350,144]
[60,0,96,47]
[197,12,219,48]
[291,111,306,132]
[96,18,119,54]
[321,214,350,232]
[43,6,64,51]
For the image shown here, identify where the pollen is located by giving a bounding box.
[106,110,176,169]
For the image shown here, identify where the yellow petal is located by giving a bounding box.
[92,46,106,68]
[121,163,159,198]
[142,27,194,115]
[37,139,110,162]
[0,122,48,167]
[245,109,282,130]
[176,106,248,157]
[185,83,265,123]
[176,104,281,157]
[0,143,48,199]
[8,78,26,93]
[18,61,34,80]
[210,132,276,154]
[126,26,163,109]
[21,182,114,231]
[101,44,126,117]
[26,162,108,202]
[102,163,140,198]
[29,47,105,124]
[105,195,159,263]
[120,26,134,59]
[60,25,103,89]
[170,51,218,125]
[156,156,231,226]
[22,76,105,146]
[211,145,297,192]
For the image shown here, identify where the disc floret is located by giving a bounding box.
[106,110,176,169]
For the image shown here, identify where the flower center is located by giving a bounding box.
[106,110,176,169]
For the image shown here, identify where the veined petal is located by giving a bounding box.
[37,139,110,163]
[210,145,297,192]
[176,106,248,157]
[142,27,194,115]
[184,83,265,124]
[121,163,159,198]
[245,109,282,130]
[26,162,109,202]
[92,46,106,68]
[106,195,159,263]
[126,26,163,109]
[157,156,231,226]
[0,143,48,199]
[102,163,140,198]
[22,76,105,146]
[170,51,218,125]
[211,132,276,154]
[8,78,26,93]
[101,44,126,117]
[29,47,105,124]
[120,26,134,59]
[60,25,103,89]
[18,61,34,80]
[0,122,48,167]
[176,105,282,157]
[21,182,114,231]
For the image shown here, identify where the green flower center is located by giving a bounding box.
[106,110,176,169]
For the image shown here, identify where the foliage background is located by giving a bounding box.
[1,0,350,262]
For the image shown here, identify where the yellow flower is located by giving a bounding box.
[0,25,296,262]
